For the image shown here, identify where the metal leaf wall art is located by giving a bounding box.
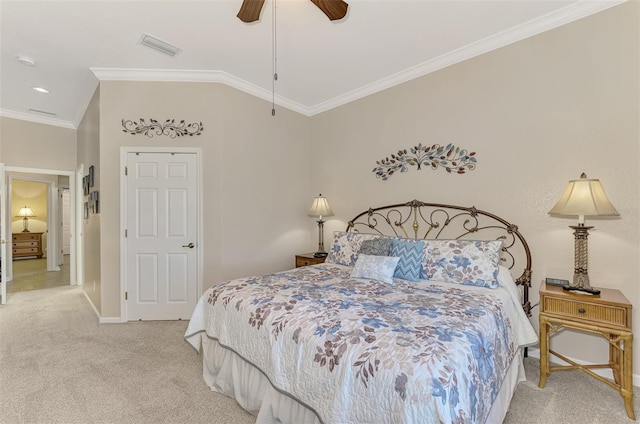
[121,118,203,138]
[373,143,476,181]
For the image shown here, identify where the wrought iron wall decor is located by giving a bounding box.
[373,143,476,180]
[121,118,204,138]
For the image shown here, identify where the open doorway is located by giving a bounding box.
[11,179,48,278]
[4,167,78,296]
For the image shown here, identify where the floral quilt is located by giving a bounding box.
[185,263,536,424]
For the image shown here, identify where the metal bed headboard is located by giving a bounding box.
[346,199,532,316]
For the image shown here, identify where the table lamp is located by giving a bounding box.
[308,194,334,258]
[548,173,619,294]
[16,206,36,233]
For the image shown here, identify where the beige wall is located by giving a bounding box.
[0,117,77,171]
[77,87,101,312]
[310,2,639,370]
[0,117,76,269]
[98,81,312,318]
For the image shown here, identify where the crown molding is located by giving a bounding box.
[90,68,312,116]
[92,1,626,118]
[5,0,625,128]
[308,0,627,115]
[0,109,76,129]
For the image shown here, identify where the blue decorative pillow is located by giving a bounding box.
[391,239,425,282]
[351,254,400,285]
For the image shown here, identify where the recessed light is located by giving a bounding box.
[17,56,36,67]
[32,86,50,94]
[139,33,181,57]
[28,108,57,116]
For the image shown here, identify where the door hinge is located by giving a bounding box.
[125,291,128,300]
[125,229,127,238]
[124,166,128,176]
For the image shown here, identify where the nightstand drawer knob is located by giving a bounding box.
[578,308,586,314]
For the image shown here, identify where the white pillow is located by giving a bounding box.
[350,254,400,285]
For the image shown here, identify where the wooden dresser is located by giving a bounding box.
[12,232,43,259]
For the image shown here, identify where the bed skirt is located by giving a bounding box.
[199,335,526,424]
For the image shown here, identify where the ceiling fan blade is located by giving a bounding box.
[237,0,266,23]
[310,0,349,21]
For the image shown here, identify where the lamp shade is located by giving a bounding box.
[308,194,334,218]
[16,206,36,218]
[548,173,618,224]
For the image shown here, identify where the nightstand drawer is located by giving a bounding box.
[295,253,326,268]
[543,297,628,328]
[13,241,38,248]
[13,247,39,255]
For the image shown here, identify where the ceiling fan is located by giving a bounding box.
[237,0,348,23]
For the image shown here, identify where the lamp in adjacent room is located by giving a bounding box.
[308,194,334,258]
[548,173,619,294]
[16,206,36,233]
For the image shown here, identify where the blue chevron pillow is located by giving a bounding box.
[391,239,425,282]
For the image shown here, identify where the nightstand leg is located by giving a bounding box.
[610,335,621,385]
[538,316,549,388]
[622,334,635,420]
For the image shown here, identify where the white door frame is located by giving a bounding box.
[4,166,78,285]
[59,187,71,263]
[76,165,84,286]
[119,147,203,322]
[0,163,5,304]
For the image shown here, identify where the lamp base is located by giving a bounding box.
[313,252,328,258]
[562,286,601,295]
[21,229,30,233]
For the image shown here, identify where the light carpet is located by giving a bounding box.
[0,286,637,423]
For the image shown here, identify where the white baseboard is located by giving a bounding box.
[82,289,100,318]
[528,347,640,388]
[82,288,126,323]
[99,316,126,324]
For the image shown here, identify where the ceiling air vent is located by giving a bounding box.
[139,33,181,57]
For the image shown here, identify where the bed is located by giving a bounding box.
[185,200,537,424]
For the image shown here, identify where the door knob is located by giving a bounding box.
[182,243,195,249]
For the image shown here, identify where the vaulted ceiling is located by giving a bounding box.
[0,0,625,129]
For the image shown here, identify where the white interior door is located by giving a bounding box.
[125,152,198,320]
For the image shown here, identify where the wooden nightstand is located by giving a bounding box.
[295,253,326,268]
[539,284,634,420]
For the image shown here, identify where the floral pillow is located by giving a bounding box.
[325,231,381,266]
[422,239,503,288]
[350,254,400,285]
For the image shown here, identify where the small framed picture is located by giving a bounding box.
[89,165,95,187]
[93,191,99,214]
[89,191,99,214]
